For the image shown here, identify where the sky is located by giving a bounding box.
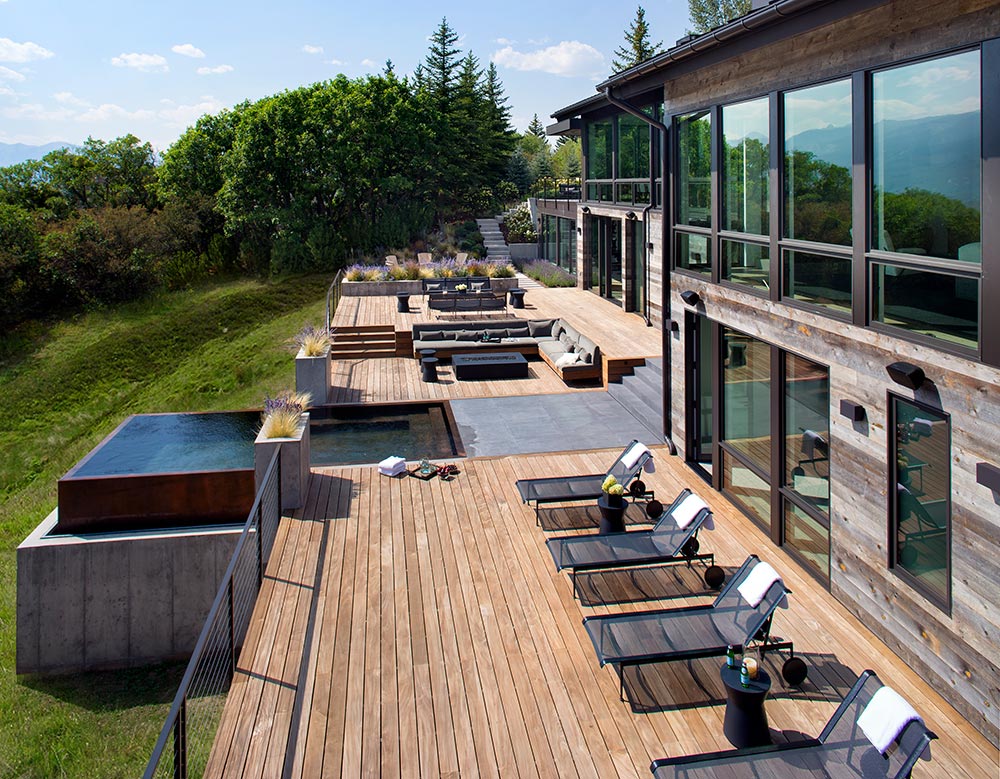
[0,0,693,153]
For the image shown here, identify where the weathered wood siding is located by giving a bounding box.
[656,0,1000,745]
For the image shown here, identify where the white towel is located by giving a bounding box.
[857,686,922,754]
[672,494,709,530]
[621,442,651,471]
[378,455,406,476]
[737,561,785,608]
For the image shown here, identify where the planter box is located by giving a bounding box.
[295,348,331,406]
[509,243,539,261]
[254,413,311,510]
[342,277,519,296]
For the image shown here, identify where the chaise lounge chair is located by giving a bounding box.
[546,489,725,598]
[650,669,937,778]
[515,440,654,525]
[584,555,807,702]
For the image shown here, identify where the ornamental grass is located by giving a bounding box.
[294,325,332,357]
[260,390,311,438]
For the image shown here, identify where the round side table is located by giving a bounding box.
[509,288,526,309]
[720,664,772,748]
[396,292,411,313]
[420,356,439,383]
[596,494,627,534]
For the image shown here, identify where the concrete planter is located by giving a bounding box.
[509,242,539,261]
[295,347,331,406]
[254,413,311,511]
[342,277,519,296]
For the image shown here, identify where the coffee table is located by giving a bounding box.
[452,352,529,380]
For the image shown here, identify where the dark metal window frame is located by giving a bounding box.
[887,392,953,615]
[584,106,664,208]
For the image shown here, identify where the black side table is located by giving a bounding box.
[420,356,439,383]
[596,494,627,534]
[720,664,772,748]
[418,348,437,360]
[509,288,526,309]
[396,293,411,313]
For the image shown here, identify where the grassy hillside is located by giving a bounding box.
[0,274,330,777]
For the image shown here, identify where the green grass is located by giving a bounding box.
[0,274,331,778]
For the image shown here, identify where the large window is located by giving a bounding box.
[586,119,613,181]
[722,328,771,475]
[618,112,650,180]
[677,110,712,228]
[722,98,769,235]
[540,215,577,274]
[872,263,978,348]
[891,397,950,610]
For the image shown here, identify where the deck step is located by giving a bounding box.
[330,348,397,359]
[608,360,664,442]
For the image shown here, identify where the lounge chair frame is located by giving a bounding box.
[546,489,717,599]
[650,669,938,779]
[584,555,797,702]
[515,440,653,525]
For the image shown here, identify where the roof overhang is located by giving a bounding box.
[545,117,583,137]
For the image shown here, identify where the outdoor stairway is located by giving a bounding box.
[477,217,511,262]
[328,324,398,359]
[608,357,664,443]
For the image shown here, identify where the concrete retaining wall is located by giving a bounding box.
[17,511,239,674]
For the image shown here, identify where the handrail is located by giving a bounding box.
[143,446,282,779]
[530,176,581,201]
[325,268,345,332]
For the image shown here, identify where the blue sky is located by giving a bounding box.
[0,0,692,151]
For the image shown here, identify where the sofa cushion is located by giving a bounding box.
[552,321,565,341]
[539,340,566,359]
[577,335,598,364]
[527,319,556,338]
[485,328,507,340]
[506,325,531,338]
[555,352,582,368]
[425,282,443,292]
[561,322,581,342]
[559,332,577,351]
[502,337,536,347]
[419,330,445,342]
[454,329,477,341]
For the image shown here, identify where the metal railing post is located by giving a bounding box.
[173,697,187,779]
[256,501,264,588]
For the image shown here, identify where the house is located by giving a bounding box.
[540,0,1000,744]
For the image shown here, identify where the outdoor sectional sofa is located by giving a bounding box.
[412,318,602,382]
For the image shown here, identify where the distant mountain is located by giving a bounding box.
[788,111,980,207]
[0,142,79,167]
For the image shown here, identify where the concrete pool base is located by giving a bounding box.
[16,510,241,674]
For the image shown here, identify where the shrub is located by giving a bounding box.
[521,260,575,287]
[293,325,332,357]
[504,203,536,243]
[260,390,310,438]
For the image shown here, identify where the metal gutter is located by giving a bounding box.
[596,0,833,90]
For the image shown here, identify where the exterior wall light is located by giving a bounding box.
[976,462,1000,491]
[840,400,866,422]
[626,211,637,220]
[886,361,925,390]
[680,290,701,306]
[581,206,591,214]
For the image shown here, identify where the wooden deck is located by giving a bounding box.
[206,448,998,778]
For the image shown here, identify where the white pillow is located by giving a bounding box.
[555,352,581,368]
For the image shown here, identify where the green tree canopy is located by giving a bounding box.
[612,6,664,72]
[688,0,750,34]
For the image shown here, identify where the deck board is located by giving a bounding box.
[207,448,998,778]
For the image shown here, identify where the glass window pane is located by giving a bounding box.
[722,240,770,291]
[676,232,711,274]
[872,263,978,349]
[634,183,650,205]
[784,79,852,245]
[677,110,712,227]
[723,453,770,527]
[618,112,650,179]
[598,183,614,202]
[784,503,830,583]
[872,50,981,261]
[783,249,852,313]
[617,183,634,203]
[723,98,769,235]
[587,183,598,201]
[723,329,770,474]
[892,398,949,607]
[586,119,613,180]
[785,354,829,514]
[558,217,576,273]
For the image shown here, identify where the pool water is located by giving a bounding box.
[309,403,461,465]
[72,411,260,477]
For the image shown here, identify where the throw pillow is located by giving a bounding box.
[425,283,442,292]
[471,281,485,291]
[555,352,581,368]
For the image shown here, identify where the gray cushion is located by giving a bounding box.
[577,348,593,364]
[539,340,566,358]
[561,323,581,342]
[552,322,565,341]
[527,319,556,337]
[506,326,530,338]
[454,329,477,341]
[502,337,536,347]
[419,330,445,341]
[485,328,507,339]
[425,282,443,292]
[559,332,576,350]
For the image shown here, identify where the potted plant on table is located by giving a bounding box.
[602,475,626,508]
[293,325,332,406]
[254,390,312,511]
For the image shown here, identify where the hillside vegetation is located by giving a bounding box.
[0,274,328,778]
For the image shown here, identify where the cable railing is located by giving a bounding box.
[530,176,582,201]
[325,268,345,332]
[143,447,282,779]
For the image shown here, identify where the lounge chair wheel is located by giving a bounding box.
[629,480,647,497]
[704,565,725,589]
[645,499,663,519]
[782,656,808,686]
[681,537,700,558]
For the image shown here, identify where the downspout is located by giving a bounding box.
[603,86,677,455]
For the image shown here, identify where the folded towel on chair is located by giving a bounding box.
[858,685,922,754]
[621,442,651,471]
[378,456,406,476]
[737,561,786,608]
[673,494,709,530]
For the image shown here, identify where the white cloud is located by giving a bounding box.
[53,91,90,107]
[0,85,14,96]
[158,97,226,127]
[77,103,155,122]
[197,64,234,75]
[898,66,975,89]
[303,44,324,55]
[111,52,169,72]
[495,37,515,46]
[0,38,55,63]
[361,58,376,68]
[2,102,74,121]
[0,65,25,82]
[492,41,605,78]
[172,43,206,59]
[325,58,345,66]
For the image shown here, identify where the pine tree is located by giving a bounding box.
[527,113,547,140]
[482,62,517,183]
[687,0,750,34]
[424,17,461,106]
[612,6,664,72]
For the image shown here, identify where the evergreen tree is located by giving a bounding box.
[482,62,517,184]
[527,113,547,140]
[506,149,532,194]
[423,17,461,106]
[612,6,664,72]
[687,0,750,34]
